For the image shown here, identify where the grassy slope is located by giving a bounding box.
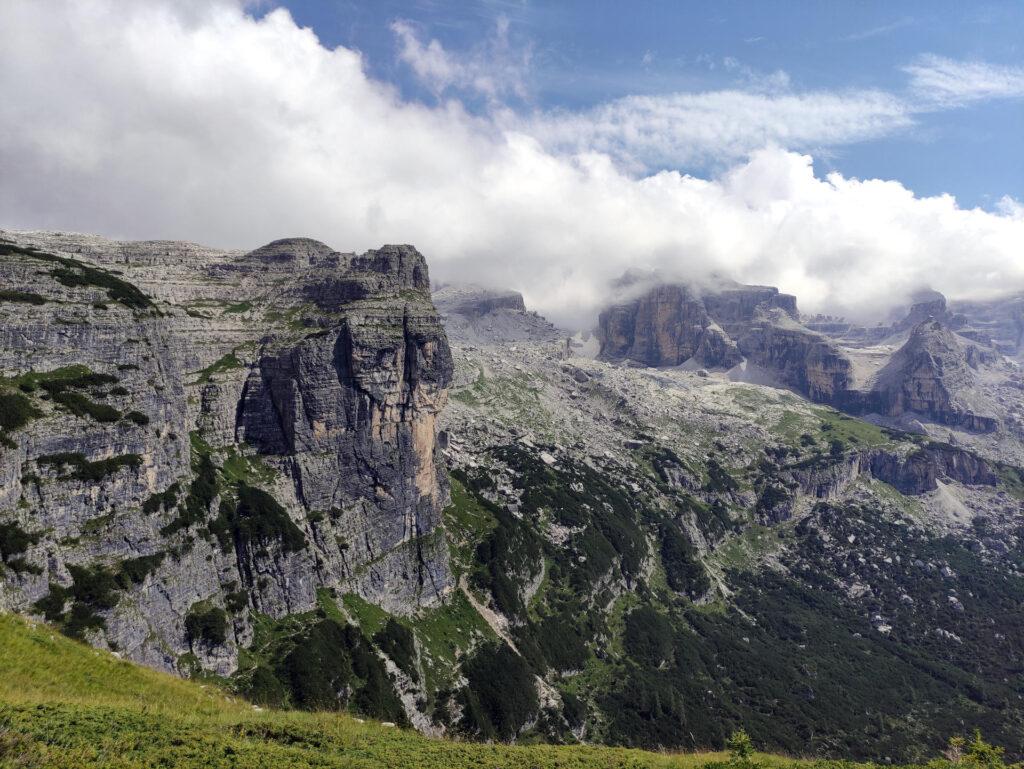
[0,612,807,769]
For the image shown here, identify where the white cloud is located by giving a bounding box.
[520,88,911,172]
[905,54,1024,106]
[391,15,530,102]
[0,0,1022,331]
[843,18,914,42]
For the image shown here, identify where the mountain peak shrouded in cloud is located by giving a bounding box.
[1,0,1023,330]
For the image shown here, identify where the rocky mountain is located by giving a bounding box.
[2,232,1023,761]
[433,284,561,344]
[863,321,1000,432]
[0,231,452,722]
[597,278,1023,454]
[597,281,797,369]
[440,319,1024,759]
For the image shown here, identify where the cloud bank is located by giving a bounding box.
[1,0,1022,329]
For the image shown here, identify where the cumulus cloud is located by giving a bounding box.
[905,54,1024,106]
[0,0,1022,331]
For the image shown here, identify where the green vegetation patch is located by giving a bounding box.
[50,389,122,422]
[341,593,391,637]
[3,366,124,424]
[0,289,47,305]
[0,612,1020,768]
[411,590,496,696]
[185,601,229,648]
[0,241,154,310]
[143,482,180,515]
[0,521,41,574]
[233,609,408,725]
[116,552,166,588]
[194,352,244,384]
[459,642,539,741]
[37,452,142,482]
[813,408,895,448]
[0,391,42,446]
[161,454,217,535]
[442,475,498,572]
[373,619,419,682]
[215,482,306,555]
[34,563,122,639]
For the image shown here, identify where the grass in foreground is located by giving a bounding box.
[0,613,769,768]
[0,613,1016,769]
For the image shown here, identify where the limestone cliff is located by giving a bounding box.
[865,320,1000,432]
[0,232,453,677]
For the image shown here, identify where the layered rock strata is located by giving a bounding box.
[0,231,453,675]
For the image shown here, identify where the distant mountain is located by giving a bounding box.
[597,277,1023,446]
[433,283,562,344]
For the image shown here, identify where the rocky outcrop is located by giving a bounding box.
[433,284,560,343]
[439,287,525,318]
[754,440,998,525]
[893,290,954,333]
[865,443,997,495]
[951,294,1024,357]
[0,231,453,677]
[737,311,855,403]
[595,282,793,368]
[866,321,999,432]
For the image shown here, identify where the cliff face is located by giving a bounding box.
[866,321,999,432]
[738,311,855,403]
[597,281,850,403]
[597,280,1014,437]
[0,232,452,676]
[596,283,768,368]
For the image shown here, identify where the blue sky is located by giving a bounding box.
[279,0,1024,208]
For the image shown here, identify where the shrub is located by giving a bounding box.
[142,482,179,515]
[0,289,46,305]
[659,523,711,598]
[962,730,1007,769]
[38,452,142,482]
[51,390,121,422]
[245,664,289,707]
[124,410,150,426]
[373,619,418,682]
[727,729,755,765]
[623,606,674,667]
[283,619,356,710]
[66,564,120,611]
[460,642,538,741]
[230,483,306,554]
[32,564,125,639]
[161,456,217,535]
[225,590,248,613]
[705,458,739,493]
[33,584,70,622]
[185,603,228,648]
[48,259,153,310]
[0,392,42,433]
[116,553,165,588]
[0,522,39,573]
